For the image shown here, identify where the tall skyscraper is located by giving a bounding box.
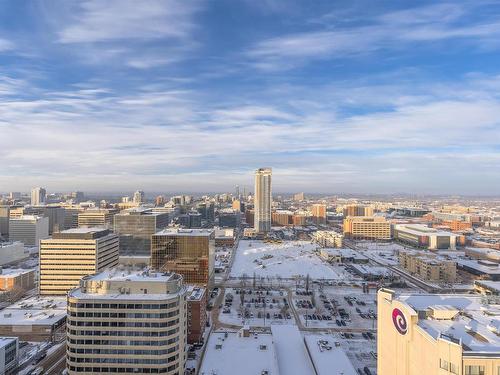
[254,167,272,233]
[39,227,119,295]
[0,205,9,239]
[66,269,187,374]
[30,187,46,205]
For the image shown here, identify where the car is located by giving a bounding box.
[335,319,341,326]
[340,320,346,326]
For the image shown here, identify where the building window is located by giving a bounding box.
[440,359,449,371]
[465,366,485,375]
[450,363,459,375]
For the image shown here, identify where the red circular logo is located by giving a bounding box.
[392,308,407,335]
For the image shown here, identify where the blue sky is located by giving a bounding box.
[0,0,499,194]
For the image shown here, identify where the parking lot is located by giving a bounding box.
[218,287,295,327]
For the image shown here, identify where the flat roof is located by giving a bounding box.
[0,268,35,277]
[271,325,315,375]
[0,337,17,348]
[397,293,500,353]
[154,228,214,237]
[84,269,177,283]
[1,296,66,326]
[457,259,500,275]
[200,330,280,375]
[186,285,205,301]
[304,335,357,375]
[395,224,458,237]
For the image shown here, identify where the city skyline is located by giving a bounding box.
[0,1,499,194]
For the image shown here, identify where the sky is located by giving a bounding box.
[0,0,499,195]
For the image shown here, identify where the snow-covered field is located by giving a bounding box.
[229,240,345,279]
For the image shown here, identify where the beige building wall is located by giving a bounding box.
[378,289,500,375]
[343,216,392,240]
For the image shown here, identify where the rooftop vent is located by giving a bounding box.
[429,305,459,320]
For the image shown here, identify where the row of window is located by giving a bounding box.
[68,328,180,337]
[68,364,179,373]
[69,311,179,319]
[68,347,178,356]
[68,302,179,310]
[68,319,180,328]
[68,338,179,346]
[68,355,178,364]
[441,363,493,375]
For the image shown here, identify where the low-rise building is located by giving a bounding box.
[378,288,500,375]
[313,230,344,248]
[393,224,459,250]
[457,259,500,281]
[398,250,456,282]
[319,248,368,264]
[0,242,29,266]
[0,296,66,341]
[0,268,36,292]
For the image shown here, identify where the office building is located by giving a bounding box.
[0,268,36,292]
[30,187,46,205]
[378,288,500,375]
[66,269,187,375]
[0,337,18,375]
[398,250,456,282]
[343,216,392,240]
[133,190,145,204]
[0,206,9,239]
[8,215,49,247]
[39,228,119,295]
[114,207,170,256]
[394,224,458,250]
[78,208,115,228]
[219,209,241,228]
[254,167,272,233]
[151,228,215,287]
[24,205,66,234]
[186,286,207,344]
[196,201,215,222]
[311,203,327,224]
[155,195,166,206]
[343,204,374,217]
[0,242,29,266]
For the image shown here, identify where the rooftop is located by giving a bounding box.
[0,337,17,348]
[395,223,458,237]
[304,335,357,375]
[0,268,35,277]
[154,228,214,237]
[271,325,315,375]
[51,227,112,240]
[397,293,500,353]
[200,330,279,375]
[1,296,66,326]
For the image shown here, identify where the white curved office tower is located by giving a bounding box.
[67,270,187,375]
[254,168,272,233]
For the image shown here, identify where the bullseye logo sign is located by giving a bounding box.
[392,308,408,335]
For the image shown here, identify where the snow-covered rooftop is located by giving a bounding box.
[155,228,214,236]
[1,296,66,326]
[271,325,315,375]
[304,335,357,375]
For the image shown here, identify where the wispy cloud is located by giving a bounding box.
[247,2,500,70]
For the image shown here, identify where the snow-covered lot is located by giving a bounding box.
[230,240,348,279]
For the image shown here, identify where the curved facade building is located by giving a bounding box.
[67,270,187,374]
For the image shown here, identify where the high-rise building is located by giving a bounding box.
[155,195,166,206]
[24,205,66,234]
[219,209,241,228]
[378,288,500,375]
[186,286,207,344]
[254,168,272,233]
[343,216,392,240]
[8,215,49,247]
[151,228,215,287]
[39,228,119,295]
[133,190,145,204]
[311,204,327,224]
[0,206,9,239]
[30,187,46,205]
[67,269,187,375]
[77,208,116,228]
[113,207,170,256]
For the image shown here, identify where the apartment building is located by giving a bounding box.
[39,227,119,295]
[0,268,36,292]
[343,204,374,217]
[151,228,215,288]
[398,250,457,282]
[311,204,327,224]
[67,269,187,375]
[313,230,344,248]
[186,286,207,344]
[343,216,392,240]
[378,289,500,375]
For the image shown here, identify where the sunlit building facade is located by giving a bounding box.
[254,168,272,233]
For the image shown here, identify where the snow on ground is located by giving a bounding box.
[354,241,406,266]
[230,240,347,279]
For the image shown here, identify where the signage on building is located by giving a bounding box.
[392,308,408,335]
